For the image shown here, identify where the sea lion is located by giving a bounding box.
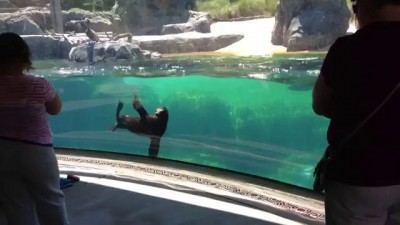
[111,95,169,158]
[83,18,100,42]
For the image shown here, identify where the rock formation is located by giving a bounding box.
[271,0,351,51]
[23,35,72,59]
[68,40,153,63]
[0,0,16,9]
[161,10,212,35]
[0,7,121,35]
[132,33,244,54]
[0,3,243,60]
[111,0,196,35]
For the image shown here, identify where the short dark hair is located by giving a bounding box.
[0,32,33,71]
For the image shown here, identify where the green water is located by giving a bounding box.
[35,55,329,189]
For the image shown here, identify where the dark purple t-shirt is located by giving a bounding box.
[322,22,400,186]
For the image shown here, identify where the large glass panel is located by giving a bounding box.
[1,0,353,189]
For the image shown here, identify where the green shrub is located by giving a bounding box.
[264,0,278,15]
[196,0,277,20]
[347,0,352,8]
[237,0,276,17]
[196,0,233,19]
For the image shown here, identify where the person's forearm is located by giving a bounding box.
[312,74,333,118]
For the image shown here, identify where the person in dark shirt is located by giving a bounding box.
[312,0,400,224]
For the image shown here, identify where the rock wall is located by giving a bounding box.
[161,11,212,35]
[23,35,72,59]
[272,0,351,51]
[112,0,196,35]
[0,7,121,35]
[0,0,15,8]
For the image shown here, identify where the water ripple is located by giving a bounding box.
[34,55,324,85]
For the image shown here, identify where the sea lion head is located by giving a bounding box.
[155,107,168,122]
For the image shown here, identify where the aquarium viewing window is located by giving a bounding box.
[0,0,354,189]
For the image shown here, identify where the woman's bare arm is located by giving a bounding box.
[45,93,62,115]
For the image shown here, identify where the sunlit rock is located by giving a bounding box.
[69,45,88,62]
[68,40,161,62]
[64,14,115,33]
[161,11,212,35]
[23,35,71,59]
[112,0,196,35]
[0,7,122,35]
[272,0,351,51]
[6,16,44,35]
[162,23,194,35]
[65,20,87,33]
[133,33,244,54]
[0,7,52,33]
[20,7,52,31]
[188,11,212,33]
[0,0,15,9]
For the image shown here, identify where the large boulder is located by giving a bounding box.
[64,17,113,33]
[64,20,87,33]
[112,0,196,35]
[271,0,351,51]
[0,8,51,35]
[69,45,88,62]
[0,7,122,35]
[0,0,15,8]
[63,10,121,33]
[18,7,52,31]
[162,23,194,35]
[66,31,243,62]
[161,10,212,35]
[132,32,244,54]
[6,16,44,35]
[22,35,72,59]
[187,11,212,33]
[68,40,157,63]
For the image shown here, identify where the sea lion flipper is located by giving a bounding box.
[114,101,125,128]
[117,100,123,109]
[132,96,149,121]
[148,136,161,158]
[110,123,118,132]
